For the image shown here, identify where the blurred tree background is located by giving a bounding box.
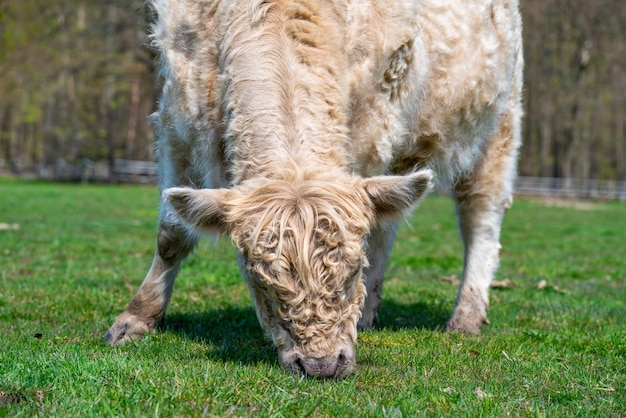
[0,0,157,178]
[0,0,624,181]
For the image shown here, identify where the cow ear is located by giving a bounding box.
[361,169,434,220]
[163,187,230,232]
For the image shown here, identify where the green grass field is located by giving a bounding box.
[1,178,624,416]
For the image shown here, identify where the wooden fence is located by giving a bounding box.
[111,159,157,183]
[103,166,626,201]
[0,158,156,183]
[1,158,625,201]
[514,176,626,201]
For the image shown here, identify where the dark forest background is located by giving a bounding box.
[0,0,624,181]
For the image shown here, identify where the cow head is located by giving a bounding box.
[164,169,432,378]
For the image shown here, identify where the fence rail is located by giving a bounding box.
[111,159,157,183]
[514,176,626,201]
[1,159,625,201]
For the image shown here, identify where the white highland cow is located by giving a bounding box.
[105,0,523,378]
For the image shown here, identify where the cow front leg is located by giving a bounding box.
[447,111,519,333]
[104,220,197,344]
[446,199,505,334]
[358,223,399,329]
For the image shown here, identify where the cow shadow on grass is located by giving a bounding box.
[161,298,450,366]
[375,298,451,331]
[162,306,276,366]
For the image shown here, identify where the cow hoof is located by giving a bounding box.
[357,311,378,329]
[104,313,152,345]
[446,308,489,335]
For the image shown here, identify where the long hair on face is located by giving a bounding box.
[223,165,372,346]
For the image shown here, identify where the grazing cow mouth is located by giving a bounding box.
[279,343,356,379]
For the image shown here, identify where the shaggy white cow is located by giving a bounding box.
[105,0,523,378]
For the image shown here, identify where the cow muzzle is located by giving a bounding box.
[281,343,355,379]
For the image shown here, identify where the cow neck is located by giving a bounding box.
[220,2,351,183]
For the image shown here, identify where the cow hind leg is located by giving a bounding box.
[447,111,520,334]
[358,223,399,329]
[104,220,197,344]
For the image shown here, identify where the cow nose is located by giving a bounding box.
[297,353,348,379]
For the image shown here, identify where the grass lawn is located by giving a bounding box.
[1,178,624,416]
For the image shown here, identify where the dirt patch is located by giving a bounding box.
[0,391,28,406]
